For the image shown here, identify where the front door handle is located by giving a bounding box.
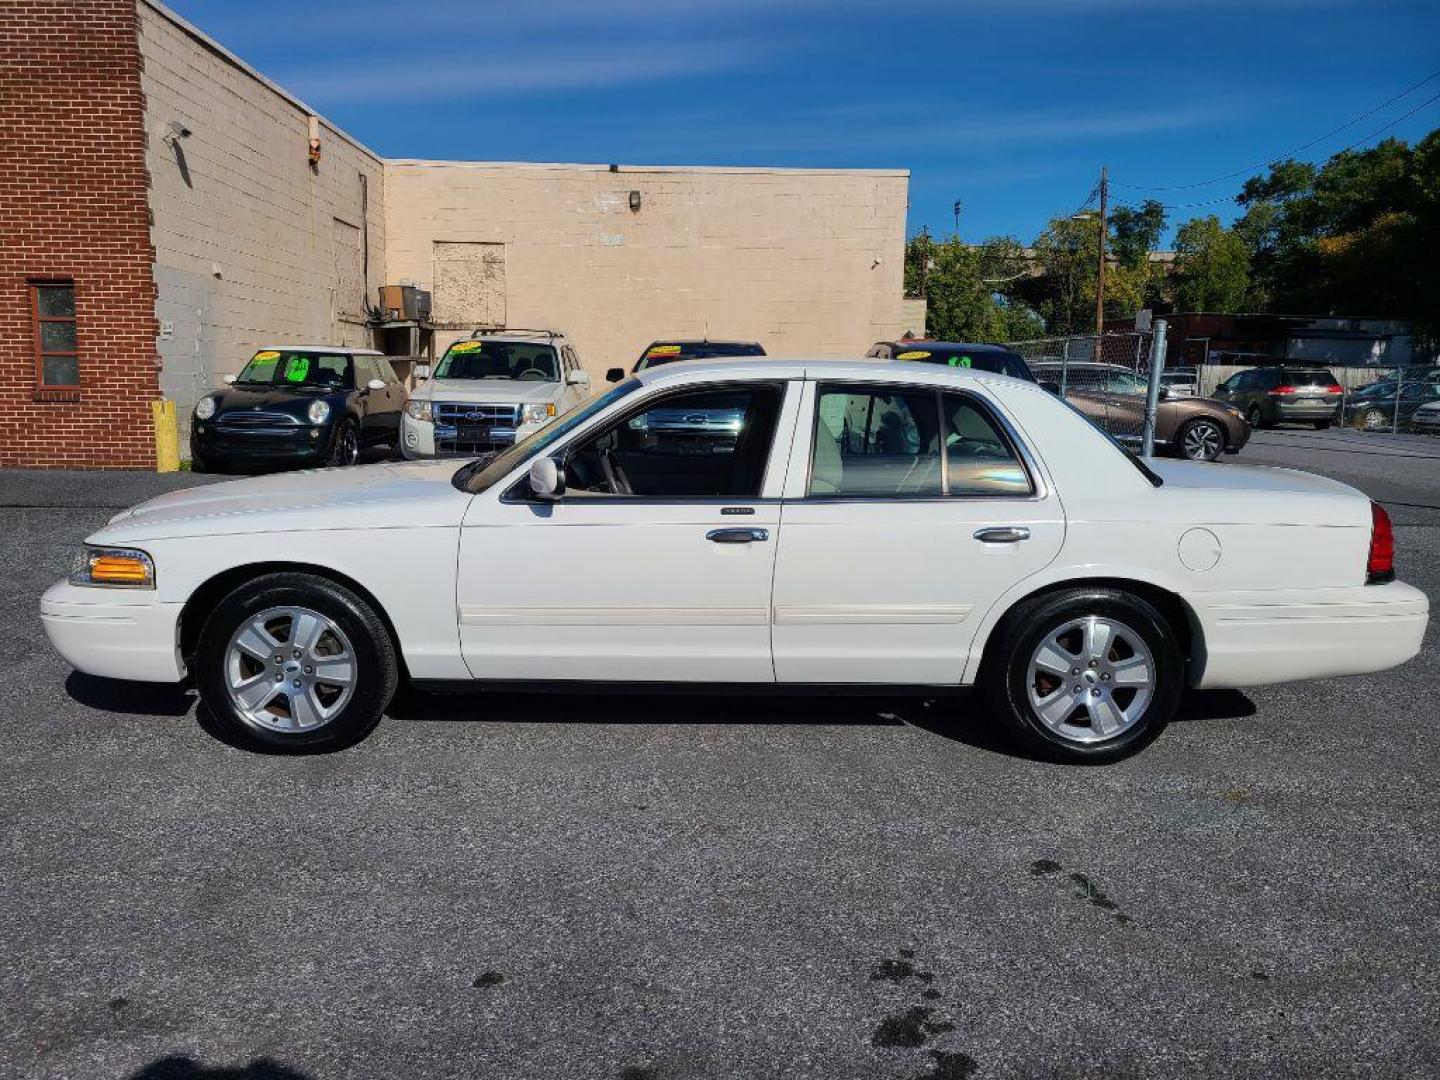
[974,526,1031,544]
[706,528,769,544]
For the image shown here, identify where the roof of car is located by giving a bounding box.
[636,356,1035,387]
[254,345,382,355]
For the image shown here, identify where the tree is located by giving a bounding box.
[1108,199,1168,311]
[903,232,1041,342]
[1172,216,1250,312]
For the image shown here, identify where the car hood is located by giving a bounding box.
[90,460,473,543]
[206,383,342,414]
[412,378,558,404]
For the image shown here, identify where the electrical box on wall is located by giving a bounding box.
[378,285,432,322]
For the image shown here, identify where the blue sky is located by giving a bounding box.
[165,0,1440,245]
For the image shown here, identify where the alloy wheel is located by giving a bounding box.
[1181,420,1223,461]
[1026,616,1155,744]
[1363,408,1388,431]
[338,425,359,465]
[224,605,356,733]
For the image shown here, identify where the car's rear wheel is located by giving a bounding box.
[1177,417,1225,462]
[195,573,397,752]
[1360,407,1388,432]
[328,420,360,466]
[983,587,1184,764]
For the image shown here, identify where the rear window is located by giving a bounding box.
[634,341,766,372]
[893,346,1034,382]
[1282,369,1337,385]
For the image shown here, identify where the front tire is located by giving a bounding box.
[982,587,1184,764]
[1246,404,1268,430]
[1176,418,1225,462]
[1360,407,1388,432]
[328,420,360,467]
[194,573,398,752]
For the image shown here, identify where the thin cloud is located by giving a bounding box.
[279,40,770,105]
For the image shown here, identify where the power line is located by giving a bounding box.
[1149,87,1440,211]
[1113,66,1440,194]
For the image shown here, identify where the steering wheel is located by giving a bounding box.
[515,367,549,381]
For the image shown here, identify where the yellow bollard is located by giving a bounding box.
[152,399,180,473]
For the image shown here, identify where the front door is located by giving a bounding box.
[772,381,1064,684]
[457,380,794,682]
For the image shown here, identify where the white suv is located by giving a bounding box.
[401,330,591,458]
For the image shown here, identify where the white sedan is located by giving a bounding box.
[42,360,1428,763]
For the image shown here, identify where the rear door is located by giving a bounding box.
[771,379,1063,684]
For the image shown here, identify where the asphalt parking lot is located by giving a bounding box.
[3,429,1438,1080]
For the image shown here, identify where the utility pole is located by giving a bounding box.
[953,199,962,239]
[1094,165,1108,335]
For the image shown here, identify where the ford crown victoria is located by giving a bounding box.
[42,360,1427,763]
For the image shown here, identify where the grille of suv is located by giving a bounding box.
[433,401,521,455]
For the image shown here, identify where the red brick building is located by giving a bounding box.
[0,0,160,468]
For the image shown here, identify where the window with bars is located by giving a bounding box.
[31,281,79,388]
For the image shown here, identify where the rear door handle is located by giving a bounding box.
[974,526,1031,544]
[707,528,769,544]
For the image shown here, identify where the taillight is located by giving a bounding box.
[1326,384,1344,394]
[1269,385,1295,395]
[1367,502,1395,584]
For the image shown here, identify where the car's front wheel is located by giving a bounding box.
[194,572,398,752]
[983,587,1184,764]
[1177,417,1225,462]
[1246,404,1267,430]
[328,420,360,466]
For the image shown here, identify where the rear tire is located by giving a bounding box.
[1360,407,1388,432]
[194,572,397,752]
[1313,419,1332,430]
[982,587,1184,764]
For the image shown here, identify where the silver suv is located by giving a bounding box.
[401,329,591,458]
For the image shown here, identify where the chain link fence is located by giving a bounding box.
[1009,335,1440,441]
[1009,333,1157,445]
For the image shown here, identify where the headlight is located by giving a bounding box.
[70,545,155,589]
[523,403,557,425]
[307,400,331,425]
[194,396,217,420]
[405,399,432,422]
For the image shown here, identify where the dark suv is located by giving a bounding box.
[865,340,1035,381]
[1211,367,1342,429]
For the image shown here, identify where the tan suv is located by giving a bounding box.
[1030,362,1251,462]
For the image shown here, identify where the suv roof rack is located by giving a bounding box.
[470,327,561,340]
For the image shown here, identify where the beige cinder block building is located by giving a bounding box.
[0,0,908,466]
[384,161,909,374]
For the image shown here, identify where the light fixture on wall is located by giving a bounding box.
[629,190,642,212]
[161,120,191,146]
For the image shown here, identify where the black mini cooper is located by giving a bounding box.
[190,347,405,472]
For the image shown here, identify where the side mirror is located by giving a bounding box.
[1039,380,1061,395]
[366,378,387,391]
[413,364,431,381]
[606,367,625,383]
[529,456,566,501]
[223,373,237,385]
[567,369,591,387]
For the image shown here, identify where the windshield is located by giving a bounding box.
[634,341,765,372]
[893,346,1034,381]
[235,350,353,390]
[435,340,560,382]
[453,379,643,493]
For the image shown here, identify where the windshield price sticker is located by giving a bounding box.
[252,350,281,362]
[449,341,482,353]
[283,356,311,382]
[647,345,683,358]
[949,355,973,368]
[896,350,931,360]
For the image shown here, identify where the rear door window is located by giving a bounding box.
[812,386,941,497]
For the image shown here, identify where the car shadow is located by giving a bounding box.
[62,673,1257,762]
[126,1056,311,1080]
[64,671,194,717]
